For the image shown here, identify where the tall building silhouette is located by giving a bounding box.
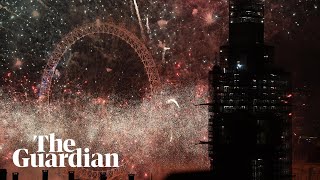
[68,171,75,180]
[0,169,7,180]
[208,0,292,179]
[42,170,48,180]
[12,172,19,180]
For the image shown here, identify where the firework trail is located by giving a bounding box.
[166,98,180,142]
[146,16,151,34]
[36,0,48,8]
[132,0,146,40]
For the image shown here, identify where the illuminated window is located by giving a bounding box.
[236,61,243,69]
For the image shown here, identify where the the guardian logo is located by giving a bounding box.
[12,133,119,168]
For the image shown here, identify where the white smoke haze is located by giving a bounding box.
[0,84,209,179]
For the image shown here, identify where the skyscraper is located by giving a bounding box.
[208,0,292,179]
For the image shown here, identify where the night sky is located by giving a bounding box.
[274,12,320,135]
[0,0,320,179]
[1,0,319,94]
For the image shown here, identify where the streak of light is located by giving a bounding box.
[146,16,151,34]
[37,0,48,8]
[166,98,180,108]
[132,0,146,40]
